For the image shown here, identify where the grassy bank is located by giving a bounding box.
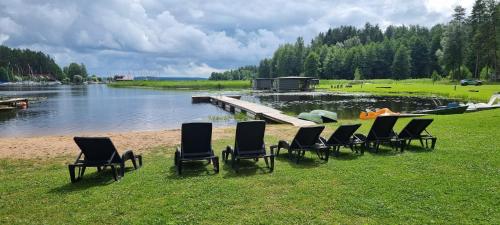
[1,110,499,224]
[108,80,251,90]
[319,79,500,102]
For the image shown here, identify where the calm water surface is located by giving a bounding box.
[0,85,455,137]
[245,92,456,119]
[0,85,235,137]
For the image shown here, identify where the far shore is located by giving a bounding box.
[0,124,297,160]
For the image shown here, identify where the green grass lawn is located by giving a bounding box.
[1,110,499,224]
[319,79,500,102]
[108,80,251,90]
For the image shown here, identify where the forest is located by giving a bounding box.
[209,0,499,81]
[0,45,89,83]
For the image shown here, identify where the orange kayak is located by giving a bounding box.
[359,108,400,120]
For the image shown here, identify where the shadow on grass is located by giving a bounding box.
[365,145,402,156]
[221,159,273,178]
[166,161,218,179]
[330,151,363,161]
[275,151,326,168]
[49,167,137,193]
[403,144,434,153]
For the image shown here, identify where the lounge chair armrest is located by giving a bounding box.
[121,150,136,162]
[278,140,290,149]
[319,136,327,144]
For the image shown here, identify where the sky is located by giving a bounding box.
[0,0,475,77]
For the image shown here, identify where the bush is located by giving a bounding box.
[431,71,442,83]
[449,65,472,80]
[480,66,494,81]
[73,75,83,84]
[354,67,363,80]
[13,75,22,82]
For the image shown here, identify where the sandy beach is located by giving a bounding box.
[0,124,298,159]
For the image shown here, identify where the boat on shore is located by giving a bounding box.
[310,110,338,122]
[298,110,337,123]
[360,108,400,120]
[0,98,29,110]
[413,103,467,115]
[465,94,500,112]
[297,112,323,123]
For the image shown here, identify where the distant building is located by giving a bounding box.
[253,78,274,90]
[273,76,318,92]
[113,75,134,81]
[252,77,319,92]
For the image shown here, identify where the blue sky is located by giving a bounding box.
[0,0,474,77]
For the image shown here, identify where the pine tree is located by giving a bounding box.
[409,36,430,77]
[391,45,411,79]
[442,5,467,80]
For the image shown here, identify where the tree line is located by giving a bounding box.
[210,0,499,81]
[208,65,258,80]
[0,45,91,83]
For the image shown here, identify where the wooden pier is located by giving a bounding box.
[192,95,315,126]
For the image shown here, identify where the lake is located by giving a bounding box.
[0,85,455,137]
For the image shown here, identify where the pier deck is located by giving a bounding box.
[194,95,315,126]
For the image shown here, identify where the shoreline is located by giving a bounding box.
[0,124,297,160]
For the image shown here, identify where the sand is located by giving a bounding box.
[0,124,298,160]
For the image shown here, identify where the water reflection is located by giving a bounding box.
[0,85,235,137]
[245,92,455,119]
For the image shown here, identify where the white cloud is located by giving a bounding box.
[161,62,225,77]
[0,0,477,77]
[0,34,9,44]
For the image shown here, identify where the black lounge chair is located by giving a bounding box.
[69,137,142,182]
[355,116,403,152]
[397,118,437,150]
[271,126,328,163]
[321,124,364,156]
[222,120,274,172]
[174,122,219,175]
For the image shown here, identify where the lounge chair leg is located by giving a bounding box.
[270,155,274,172]
[324,149,330,162]
[431,138,437,149]
[110,165,118,181]
[235,159,240,172]
[213,157,219,173]
[174,150,180,166]
[68,165,77,183]
[137,155,143,167]
[177,161,182,175]
[79,166,86,178]
[97,166,102,172]
[264,156,269,168]
[120,163,125,177]
[419,139,424,147]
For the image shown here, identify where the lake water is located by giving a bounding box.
[0,85,455,137]
[0,85,235,137]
